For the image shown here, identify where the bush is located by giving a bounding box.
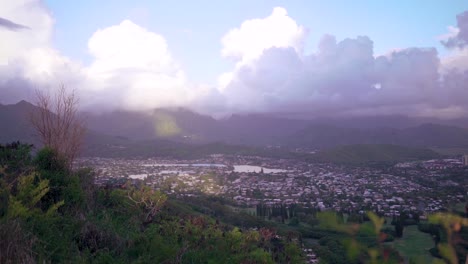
[0,219,35,264]
[0,144,305,263]
[0,141,33,175]
[34,148,88,213]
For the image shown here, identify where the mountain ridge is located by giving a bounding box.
[2,100,468,154]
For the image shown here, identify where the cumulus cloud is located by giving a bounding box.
[442,11,468,49]
[219,32,446,114]
[0,0,53,65]
[81,19,228,113]
[0,0,81,104]
[218,8,468,118]
[2,2,468,119]
[215,7,468,119]
[82,20,194,111]
[218,7,306,92]
[221,7,306,63]
[0,2,215,112]
[442,48,468,72]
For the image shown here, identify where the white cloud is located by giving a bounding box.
[87,20,177,76]
[0,0,53,64]
[82,20,196,111]
[0,0,82,104]
[217,8,451,117]
[440,44,468,74]
[218,7,306,92]
[221,7,306,64]
[0,3,211,112]
[214,7,468,118]
[438,26,459,42]
[2,3,468,119]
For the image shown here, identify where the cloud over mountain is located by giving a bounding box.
[0,0,53,64]
[0,3,205,112]
[219,32,445,116]
[0,0,80,105]
[1,2,468,119]
[217,8,468,118]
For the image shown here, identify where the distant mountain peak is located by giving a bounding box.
[15,99,34,107]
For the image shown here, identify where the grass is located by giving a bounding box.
[390,225,434,263]
[431,147,468,156]
[452,202,467,214]
[226,205,257,215]
[303,238,320,246]
[314,144,440,165]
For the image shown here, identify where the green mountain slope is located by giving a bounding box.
[312,144,440,165]
[0,144,304,263]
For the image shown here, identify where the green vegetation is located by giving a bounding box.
[452,203,467,215]
[312,144,441,165]
[431,147,468,156]
[1,141,467,263]
[84,140,300,160]
[0,142,304,263]
[391,225,434,263]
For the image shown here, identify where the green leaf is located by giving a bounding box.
[46,200,64,216]
[437,243,457,264]
[367,211,384,235]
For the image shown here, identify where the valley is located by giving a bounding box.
[76,154,467,219]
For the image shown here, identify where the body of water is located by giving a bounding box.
[141,163,287,174]
[128,174,148,179]
[233,165,287,174]
[143,163,226,167]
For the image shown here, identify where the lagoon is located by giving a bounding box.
[143,163,226,167]
[233,165,287,174]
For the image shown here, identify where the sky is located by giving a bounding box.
[1,0,468,118]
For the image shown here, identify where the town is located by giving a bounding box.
[76,154,467,218]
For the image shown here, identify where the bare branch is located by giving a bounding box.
[29,85,86,169]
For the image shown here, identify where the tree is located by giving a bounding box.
[30,85,86,168]
[126,183,167,224]
[394,219,404,238]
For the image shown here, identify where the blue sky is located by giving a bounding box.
[2,0,468,117]
[45,0,468,83]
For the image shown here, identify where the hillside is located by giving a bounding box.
[0,100,38,145]
[3,101,468,157]
[0,101,299,159]
[398,123,468,147]
[0,143,304,263]
[84,108,224,142]
[312,144,441,165]
[84,106,468,149]
[85,109,309,145]
[0,101,133,151]
[290,123,468,149]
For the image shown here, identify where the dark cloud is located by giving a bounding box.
[0,76,35,105]
[442,11,468,49]
[441,68,468,106]
[0,17,30,31]
[222,35,452,117]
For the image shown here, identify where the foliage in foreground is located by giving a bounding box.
[0,142,303,263]
[1,142,467,263]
